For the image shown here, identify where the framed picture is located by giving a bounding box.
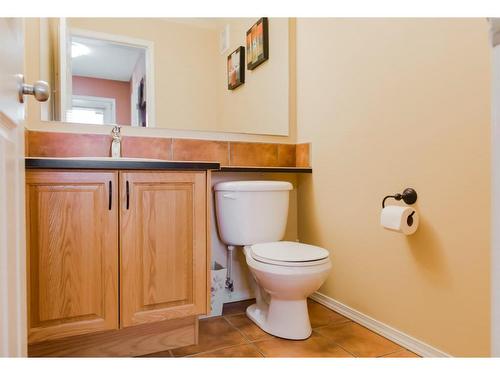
[227,46,245,90]
[246,17,269,70]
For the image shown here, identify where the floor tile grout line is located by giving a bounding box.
[377,348,419,358]
[201,313,273,356]
[221,313,275,357]
[311,318,352,331]
[314,322,408,358]
[332,319,409,355]
[313,325,358,358]
[171,316,248,358]
[308,300,353,323]
[320,311,403,347]
[314,319,353,331]
[223,313,278,344]
[248,341,266,358]
[376,349,403,358]
[222,315,254,344]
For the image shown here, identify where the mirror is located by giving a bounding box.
[36,18,291,136]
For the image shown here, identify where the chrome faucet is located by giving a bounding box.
[111,125,121,158]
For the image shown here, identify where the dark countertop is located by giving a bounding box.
[25,157,312,173]
[25,157,220,171]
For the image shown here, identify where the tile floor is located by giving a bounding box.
[142,299,420,358]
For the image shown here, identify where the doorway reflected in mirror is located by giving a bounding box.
[67,34,149,127]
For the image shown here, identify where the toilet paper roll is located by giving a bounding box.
[380,205,419,235]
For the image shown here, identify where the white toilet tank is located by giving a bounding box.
[214,180,293,246]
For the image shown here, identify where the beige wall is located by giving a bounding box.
[215,18,291,136]
[24,18,295,142]
[295,18,491,356]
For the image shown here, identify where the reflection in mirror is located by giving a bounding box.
[37,18,291,136]
[68,36,147,126]
[41,19,153,127]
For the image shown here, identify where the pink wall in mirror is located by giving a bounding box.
[72,75,131,125]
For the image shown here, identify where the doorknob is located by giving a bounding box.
[17,74,50,103]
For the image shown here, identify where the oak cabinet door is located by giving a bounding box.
[120,171,207,327]
[26,171,119,343]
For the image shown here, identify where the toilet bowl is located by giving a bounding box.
[214,180,332,340]
[244,241,331,339]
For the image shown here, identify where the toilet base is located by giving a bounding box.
[246,298,312,340]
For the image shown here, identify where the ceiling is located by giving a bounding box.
[71,36,145,82]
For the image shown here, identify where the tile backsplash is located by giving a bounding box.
[26,130,310,168]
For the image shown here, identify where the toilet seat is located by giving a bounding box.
[249,241,330,267]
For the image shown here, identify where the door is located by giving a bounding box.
[120,171,207,327]
[0,18,26,357]
[25,171,119,343]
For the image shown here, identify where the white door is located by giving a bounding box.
[0,18,27,357]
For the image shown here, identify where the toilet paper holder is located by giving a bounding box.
[382,188,418,208]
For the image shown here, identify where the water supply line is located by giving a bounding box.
[225,245,235,292]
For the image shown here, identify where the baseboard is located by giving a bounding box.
[310,292,451,358]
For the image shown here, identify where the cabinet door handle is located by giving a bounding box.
[108,181,112,210]
[126,181,130,210]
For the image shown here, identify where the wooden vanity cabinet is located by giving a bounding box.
[26,169,208,352]
[120,171,207,327]
[25,170,119,344]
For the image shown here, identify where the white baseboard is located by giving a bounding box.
[310,291,451,358]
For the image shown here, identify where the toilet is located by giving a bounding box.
[214,180,331,340]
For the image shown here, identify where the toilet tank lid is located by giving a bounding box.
[214,180,293,192]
